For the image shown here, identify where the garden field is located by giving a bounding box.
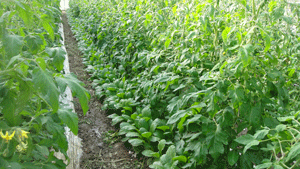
[67,0,300,168]
[1,0,300,169]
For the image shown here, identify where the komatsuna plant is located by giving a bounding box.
[68,0,300,168]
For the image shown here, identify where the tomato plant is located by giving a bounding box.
[0,0,90,168]
[68,0,300,168]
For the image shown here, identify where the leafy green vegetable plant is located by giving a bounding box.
[67,0,300,168]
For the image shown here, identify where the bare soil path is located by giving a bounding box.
[61,12,149,169]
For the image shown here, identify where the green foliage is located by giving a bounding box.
[68,0,300,168]
[0,0,90,167]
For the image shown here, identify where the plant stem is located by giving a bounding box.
[252,0,256,21]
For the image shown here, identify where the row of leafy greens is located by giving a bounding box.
[0,0,90,168]
[67,0,300,168]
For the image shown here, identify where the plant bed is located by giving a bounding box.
[67,0,300,168]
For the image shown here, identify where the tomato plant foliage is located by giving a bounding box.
[0,0,90,168]
[68,0,300,168]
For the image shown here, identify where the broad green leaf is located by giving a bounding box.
[0,90,22,126]
[249,106,262,128]
[277,116,294,122]
[273,165,284,169]
[46,47,66,71]
[275,124,286,132]
[142,150,156,157]
[158,139,166,153]
[128,138,144,147]
[57,108,78,135]
[42,19,54,41]
[3,34,23,58]
[142,106,151,117]
[222,27,231,43]
[228,151,239,166]
[161,145,176,164]
[126,132,140,138]
[36,145,49,157]
[285,142,300,161]
[172,156,187,163]
[17,3,32,27]
[177,114,188,132]
[5,55,23,69]
[149,161,164,169]
[45,120,68,151]
[33,68,59,112]
[243,140,259,153]
[120,122,137,131]
[167,110,187,124]
[254,129,269,140]
[235,134,255,145]
[36,57,46,70]
[166,145,176,158]
[141,132,152,139]
[138,118,149,130]
[165,38,172,49]
[25,35,44,54]
[56,74,90,115]
[255,162,272,169]
[288,68,295,77]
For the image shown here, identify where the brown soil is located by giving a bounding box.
[61,12,149,169]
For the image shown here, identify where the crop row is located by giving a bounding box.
[68,0,300,168]
[0,0,89,168]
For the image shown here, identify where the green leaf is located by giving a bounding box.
[149,161,164,169]
[141,132,152,139]
[243,140,259,154]
[166,145,176,158]
[3,34,23,58]
[56,74,90,115]
[273,164,284,169]
[158,139,166,153]
[108,114,124,125]
[277,116,294,122]
[126,132,140,138]
[209,125,228,158]
[167,110,187,124]
[172,156,187,163]
[165,38,172,49]
[157,126,169,131]
[0,90,22,126]
[249,105,262,128]
[57,108,78,135]
[142,106,151,117]
[222,27,231,43]
[228,151,239,166]
[17,3,32,27]
[36,145,49,157]
[142,150,157,157]
[46,47,66,71]
[286,142,300,161]
[42,19,54,41]
[255,162,272,169]
[235,134,255,145]
[254,129,269,140]
[25,34,44,54]
[128,138,144,147]
[36,57,46,70]
[161,145,176,164]
[33,68,59,112]
[275,124,286,132]
[120,122,137,131]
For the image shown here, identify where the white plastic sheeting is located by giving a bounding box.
[60,0,70,10]
[54,1,82,169]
